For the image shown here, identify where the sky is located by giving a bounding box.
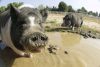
[0,0,100,13]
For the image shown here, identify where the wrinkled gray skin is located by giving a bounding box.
[0,5,48,57]
[61,13,83,30]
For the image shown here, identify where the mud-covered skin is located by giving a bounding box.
[0,5,48,57]
[61,13,83,30]
[20,32,48,52]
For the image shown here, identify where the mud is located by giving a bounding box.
[67,30,100,39]
[0,32,100,67]
[46,27,100,39]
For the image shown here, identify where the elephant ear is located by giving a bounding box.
[10,4,21,22]
[40,9,48,23]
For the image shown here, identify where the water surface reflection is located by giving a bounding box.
[0,32,100,67]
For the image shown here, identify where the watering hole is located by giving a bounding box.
[0,32,100,67]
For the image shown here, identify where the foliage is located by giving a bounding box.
[77,7,87,13]
[58,1,68,12]
[88,11,93,15]
[88,11,98,16]
[94,12,98,16]
[38,4,45,10]
[81,7,87,13]
[45,1,99,17]
[6,2,23,9]
[0,1,100,18]
[0,6,6,12]
[51,6,58,11]
[99,13,100,17]
[0,2,23,12]
[68,5,75,12]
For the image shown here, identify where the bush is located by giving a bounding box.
[58,1,68,12]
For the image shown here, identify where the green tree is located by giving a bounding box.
[88,11,98,16]
[95,12,98,16]
[88,11,93,15]
[0,2,23,13]
[6,2,23,9]
[99,13,100,17]
[38,4,45,10]
[68,5,75,12]
[0,6,6,12]
[92,12,96,16]
[92,12,98,16]
[77,9,81,13]
[45,6,51,11]
[58,1,68,12]
[51,6,58,11]
[77,7,87,13]
[81,7,87,13]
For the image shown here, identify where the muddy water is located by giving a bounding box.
[0,32,100,67]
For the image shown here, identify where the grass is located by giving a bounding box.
[81,25,100,33]
[45,27,68,32]
[44,21,100,39]
[46,12,100,33]
[47,19,57,24]
[45,22,100,34]
[83,15,100,24]
[47,12,100,24]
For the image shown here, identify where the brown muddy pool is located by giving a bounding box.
[0,32,100,67]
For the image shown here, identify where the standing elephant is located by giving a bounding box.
[61,13,83,31]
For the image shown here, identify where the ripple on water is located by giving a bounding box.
[0,32,100,67]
